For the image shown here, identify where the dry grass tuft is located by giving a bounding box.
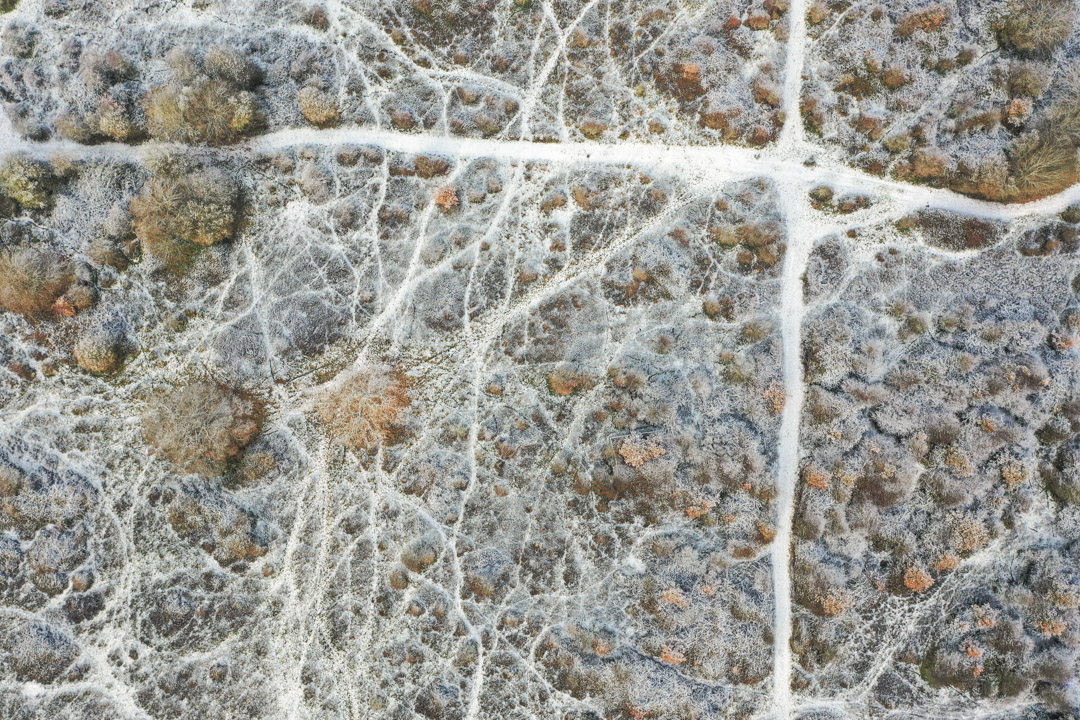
[1008,130,1079,200]
[0,246,73,318]
[315,365,411,450]
[142,381,263,476]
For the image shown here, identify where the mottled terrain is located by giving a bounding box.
[0,1,1078,719]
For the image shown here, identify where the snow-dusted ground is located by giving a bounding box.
[3,2,1080,719]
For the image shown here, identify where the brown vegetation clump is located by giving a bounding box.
[142,381,263,476]
[145,80,260,145]
[0,247,73,318]
[130,163,241,271]
[764,381,786,414]
[1008,130,1079,200]
[145,45,262,145]
[948,515,989,554]
[618,437,665,468]
[658,647,686,664]
[1001,459,1027,489]
[316,365,411,450]
[896,5,948,37]
[547,364,591,396]
[661,587,690,608]
[807,1,828,24]
[434,185,459,211]
[995,0,1076,55]
[661,62,706,102]
[802,465,830,490]
[904,566,935,593]
[819,588,853,616]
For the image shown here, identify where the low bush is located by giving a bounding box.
[144,45,262,145]
[1008,130,1079,201]
[996,0,1076,56]
[0,246,73,318]
[297,86,340,127]
[315,365,410,450]
[142,380,263,476]
[0,154,57,209]
[129,161,241,271]
[74,316,135,375]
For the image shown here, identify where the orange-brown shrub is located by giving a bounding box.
[904,566,935,592]
[315,365,411,450]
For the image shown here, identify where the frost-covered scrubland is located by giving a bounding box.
[0,1,1078,719]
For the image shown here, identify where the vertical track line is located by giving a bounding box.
[770,188,814,720]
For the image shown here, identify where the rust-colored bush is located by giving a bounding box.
[434,185,459,211]
[904,566,935,592]
[896,5,948,37]
[548,364,592,396]
[315,365,411,450]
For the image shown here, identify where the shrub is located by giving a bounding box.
[896,5,948,38]
[807,0,828,24]
[1007,62,1051,97]
[996,0,1076,55]
[0,0,18,13]
[1045,66,1080,144]
[144,46,262,145]
[74,316,135,375]
[904,566,935,592]
[142,380,263,476]
[297,86,340,127]
[145,79,261,145]
[315,365,410,450]
[129,163,240,271]
[0,154,57,209]
[1008,130,1079,201]
[202,45,260,89]
[434,185,458,211]
[89,94,144,142]
[78,49,137,91]
[0,246,73,318]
